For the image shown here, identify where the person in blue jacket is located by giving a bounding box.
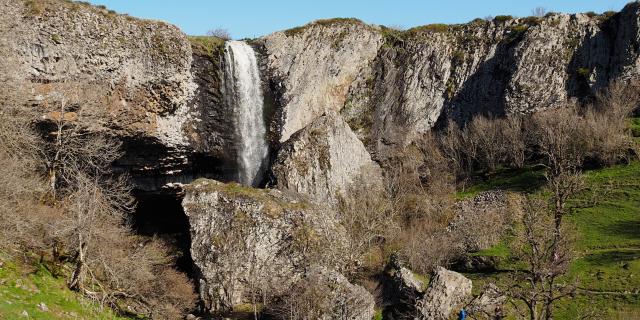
[458,309,467,320]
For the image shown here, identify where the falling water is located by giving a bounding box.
[223,41,269,186]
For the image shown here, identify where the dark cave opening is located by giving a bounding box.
[131,190,194,277]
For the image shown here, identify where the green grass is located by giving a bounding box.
[471,240,511,259]
[630,117,640,137]
[570,162,640,250]
[0,256,129,319]
[373,309,383,320]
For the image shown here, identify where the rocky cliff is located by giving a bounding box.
[6,0,640,192]
[1,0,234,191]
[261,5,640,162]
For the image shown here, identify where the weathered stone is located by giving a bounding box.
[272,112,383,205]
[467,283,506,319]
[182,179,349,313]
[260,20,384,142]
[386,255,425,296]
[1,0,231,191]
[415,267,472,320]
[279,266,376,320]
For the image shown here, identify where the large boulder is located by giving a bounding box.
[382,256,426,320]
[182,179,350,313]
[272,112,383,205]
[273,266,376,320]
[415,267,472,320]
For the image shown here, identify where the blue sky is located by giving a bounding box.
[87,0,631,39]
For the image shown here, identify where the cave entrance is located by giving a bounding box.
[131,190,194,276]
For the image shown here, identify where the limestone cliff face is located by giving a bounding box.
[7,0,640,193]
[1,0,232,191]
[261,4,640,162]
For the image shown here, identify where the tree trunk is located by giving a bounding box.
[68,239,86,291]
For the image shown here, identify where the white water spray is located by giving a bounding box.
[223,41,269,186]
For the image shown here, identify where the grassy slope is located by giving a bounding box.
[0,256,129,320]
[460,162,640,319]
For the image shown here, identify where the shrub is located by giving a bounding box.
[207,28,232,40]
[494,15,514,23]
[410,23,449,34]
[577,67,591,78]
[505,25,529,43]
[521,16,541,26]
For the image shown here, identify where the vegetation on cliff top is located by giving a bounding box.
[188,35,225,58]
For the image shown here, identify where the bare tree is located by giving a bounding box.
[532,7,547,17]
[207,27,232,40]
[508,196,576,320]
[502,115,527,168]
[468,115,503,171]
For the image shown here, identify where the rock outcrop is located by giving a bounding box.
[1,0,233,191]
[277,266,376,320]
[383,260,472,320]
[467,283,506,319]
[182,179,352,313]
[260,19,384,143]
[416,267,472,320]
[272,112,383,205]
[383,256,426,319]
[350,9,640,161]
[259,5,640,162]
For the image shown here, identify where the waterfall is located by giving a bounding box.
[223,41,269,186]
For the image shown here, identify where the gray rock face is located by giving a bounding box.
[257,5,640,167]
[182,179,349,313]
[3,0,195,141]
[260,20,383,142]
[272,112,383,205]
[416,267,472,320]
[307,6,640,162]
[1,0,232,191]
